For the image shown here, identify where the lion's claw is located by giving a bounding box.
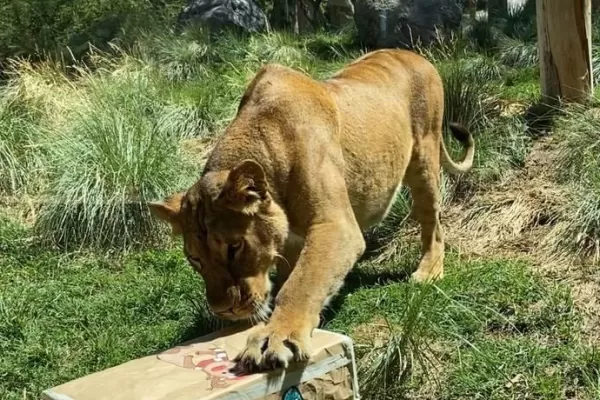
[232,324,311,373]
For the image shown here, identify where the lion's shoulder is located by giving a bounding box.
[237,63,330,116]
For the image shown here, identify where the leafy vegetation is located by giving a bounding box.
[0,0,184,62]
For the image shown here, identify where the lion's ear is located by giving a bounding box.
[218,160,268,214]
[148,192,185,235]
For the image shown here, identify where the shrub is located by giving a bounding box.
[35,68,198,250]
[0,0,183,61]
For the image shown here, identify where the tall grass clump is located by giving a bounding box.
[415,31,473,63]
[440,61,530,199]
[239,32,313,70]
[551,105,600,262]
[131,30,252,134]
[440,61,502,131]
[0,86,45,195]
[497,37,538,68]
[35,69,198,250]
[592,46,600,86]
[134,28,217,82]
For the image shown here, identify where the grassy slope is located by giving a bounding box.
[0,216,213,399]
[1,215,599,399]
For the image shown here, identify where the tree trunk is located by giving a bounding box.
[536,0,593,103]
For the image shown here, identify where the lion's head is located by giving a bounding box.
[149,160,289,321]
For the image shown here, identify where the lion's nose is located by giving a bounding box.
[206,285,239,314]
[209,300,235,315]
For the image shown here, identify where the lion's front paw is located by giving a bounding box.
[232,322,312,374]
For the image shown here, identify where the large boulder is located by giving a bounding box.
[354,0,463,49]
[178,0,269,34]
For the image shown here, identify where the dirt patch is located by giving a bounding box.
[181,136,214,167]
[444,137,565,261]
[352,316,391,349]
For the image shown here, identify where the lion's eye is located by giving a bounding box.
[227,241,242,263]
[187,256,203,271]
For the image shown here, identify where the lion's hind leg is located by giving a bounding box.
[404,136,445,282]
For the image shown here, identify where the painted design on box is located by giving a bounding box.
[282,386,304,400]
[158,344,248,390]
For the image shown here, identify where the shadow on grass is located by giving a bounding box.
[320,258,413,328]
[523,100,562,138]
[175,246,416,340]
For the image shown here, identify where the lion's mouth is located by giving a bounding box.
[213,294,272,324]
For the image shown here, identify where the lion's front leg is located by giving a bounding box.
[233,221,365,373]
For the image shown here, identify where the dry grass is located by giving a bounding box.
[445,139,564,260]
[438,136,600,345]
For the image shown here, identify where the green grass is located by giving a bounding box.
[0,216,219,399]
[328,253,598,399]
[1,215,597,399]
[501,66,540,102]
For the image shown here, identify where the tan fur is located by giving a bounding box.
[149,49,475,372]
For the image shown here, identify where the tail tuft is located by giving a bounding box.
[441,122,475,175]
[448,122,473,145]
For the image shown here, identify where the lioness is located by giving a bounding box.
[149,49,474,373]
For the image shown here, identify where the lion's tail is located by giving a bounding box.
[440,122,475,175]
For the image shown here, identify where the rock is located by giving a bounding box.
[354,0,463,49]
[178,0,269,34]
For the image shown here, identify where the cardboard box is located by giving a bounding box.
[41,325,360,400]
